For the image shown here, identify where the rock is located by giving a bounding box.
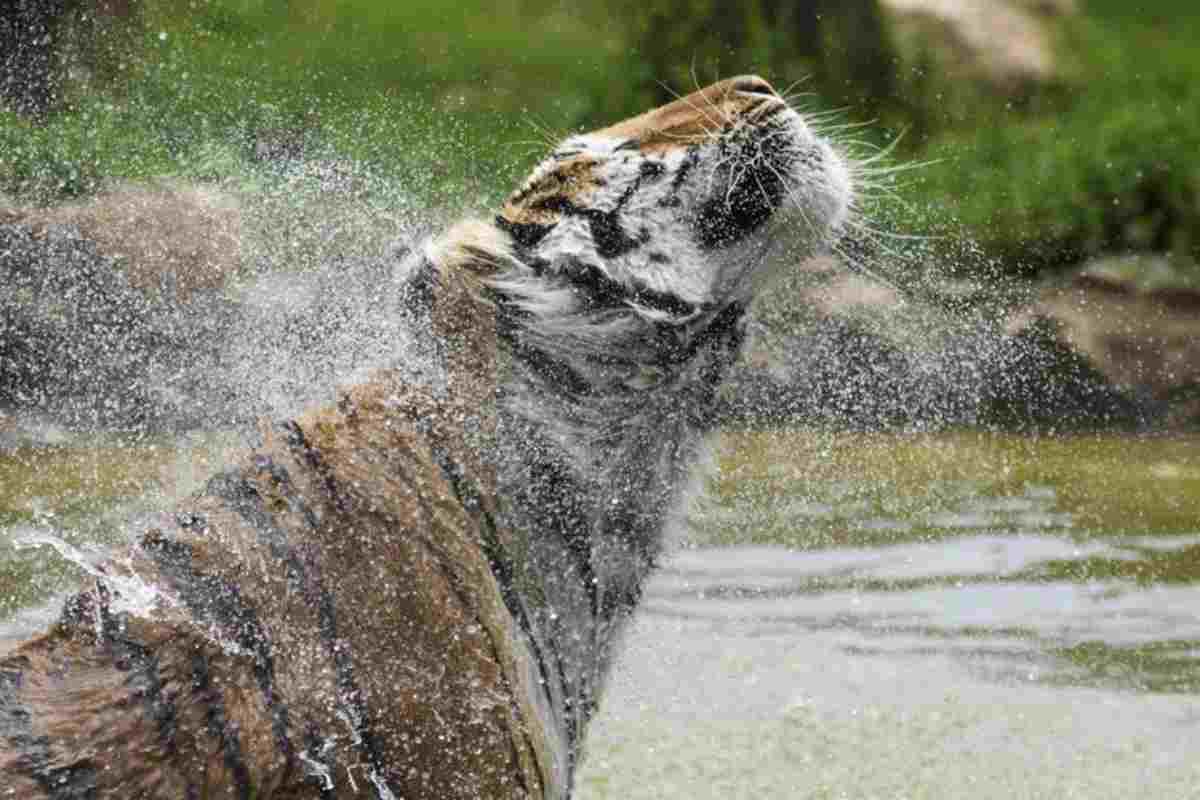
[880,0,1076,92]
[729,252,1167,432]
[731,255,983,430]
[721,314,914,429]
[979,316,1147,432]
[31,180,246,301]
[0,181,255,430]
[1,174,424,435]
[1009,256,1200,429]
[0,214,238,430]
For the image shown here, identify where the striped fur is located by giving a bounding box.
[0,77,852,798]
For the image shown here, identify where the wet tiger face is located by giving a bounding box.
[497,75,853,320]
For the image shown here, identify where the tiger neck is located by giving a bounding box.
[493,267,746,617]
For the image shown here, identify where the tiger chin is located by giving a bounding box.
[0,77,852,799]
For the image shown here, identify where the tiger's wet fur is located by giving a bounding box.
[0,77,852,799]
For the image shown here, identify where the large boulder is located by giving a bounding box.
[1,172,423,436]
[880,0,1077,94]
[1,180,254,431]
[725,257,928,429]
[728,253,1166,432]
[35,180,245,300]
[1008,256,1200,429]
[0,197,240,431]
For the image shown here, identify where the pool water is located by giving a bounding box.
[576,430,1200,799]
[3,428,1198,798]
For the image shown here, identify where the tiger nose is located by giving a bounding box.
[730,75,778,98]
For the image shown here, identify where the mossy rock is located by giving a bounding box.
[0,197,240,431]
[1014,256,1200,429]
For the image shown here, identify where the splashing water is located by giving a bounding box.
[13,528,169,619]
[1,120,1197,799]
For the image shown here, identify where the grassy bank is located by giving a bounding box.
[701,429,1200,549]
[2,0,1197,275]
[0,0,634,207]
[911,0,1200,273]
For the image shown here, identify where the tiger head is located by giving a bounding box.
[413,75,857,492]
[494,75,853,326]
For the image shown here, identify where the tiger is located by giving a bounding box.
[0,76,853,799]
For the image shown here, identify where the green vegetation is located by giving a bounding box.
[1,0,1198,273]
[0,0,632,206]
[912,1,1200,273]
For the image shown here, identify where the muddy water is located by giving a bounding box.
[576,431,1200,799]
[3,429,1199,797]
[0,431,244,629]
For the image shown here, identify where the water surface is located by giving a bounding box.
[3,429,1198,798]
[576,430,1200,799]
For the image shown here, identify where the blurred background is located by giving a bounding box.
[4,8,1200,797]
[2,0,1197,270]
[2,0,1199,435]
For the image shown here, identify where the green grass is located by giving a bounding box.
[0,0,637,207]
[3,0,1198,277]
[906,1,1200,273]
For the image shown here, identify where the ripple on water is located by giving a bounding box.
[3,427,1199,797]
[578,430,1200,799]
